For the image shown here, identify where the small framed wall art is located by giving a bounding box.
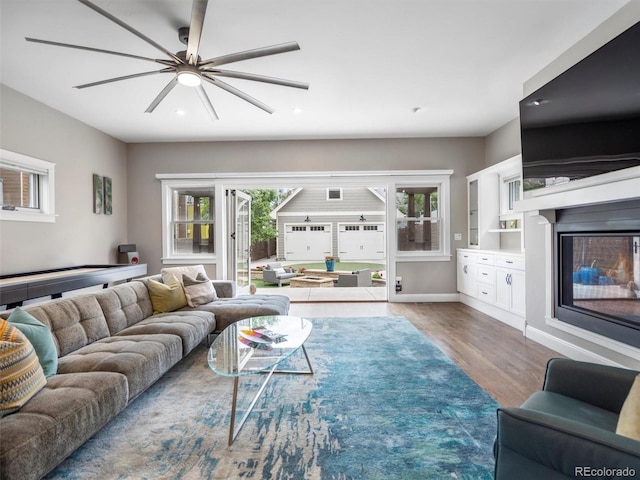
[93,174,103,214]
[103,176,112,215]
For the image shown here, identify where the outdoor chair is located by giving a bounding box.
[335,269,372,287]
[262,262,297,287]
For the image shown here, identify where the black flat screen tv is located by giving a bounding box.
[520,21,640,192]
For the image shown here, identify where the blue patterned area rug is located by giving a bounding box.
[45,317,499,480]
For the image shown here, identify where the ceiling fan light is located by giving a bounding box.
[177,70,201,87]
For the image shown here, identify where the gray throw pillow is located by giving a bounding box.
[182,273,217,307]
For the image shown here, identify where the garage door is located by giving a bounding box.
[284,224,332,261]
[338,223,385,260]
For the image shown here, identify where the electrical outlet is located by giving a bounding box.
[454,233,463,241]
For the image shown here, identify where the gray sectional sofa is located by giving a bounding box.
[0,274,290,480]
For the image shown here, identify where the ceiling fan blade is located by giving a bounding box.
[25,37,174,65]
[74,69,172,89]
[204,69,309,90]
[78,0,183,64]
[195,85,219,121]
[186,0,208,65]
[200,41,301,67]
[145,77,180,113]
[202,74,274,114]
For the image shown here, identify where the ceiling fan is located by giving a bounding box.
[25,0,309,120]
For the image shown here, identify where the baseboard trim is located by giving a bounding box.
[525,325,626,367]
[458,294,526,332]
[391,293,461,303]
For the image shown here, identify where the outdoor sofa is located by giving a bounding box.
[0,265,290,480]
[494,358,640,479]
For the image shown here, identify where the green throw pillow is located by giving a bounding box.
[8,307,58,377]
[0,319,47,416]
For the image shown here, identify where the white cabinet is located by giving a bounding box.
[458,249,526,327]
[495,254,526,317]
[457,251,477,296]
[467,174,499,250]
[476,256,497,304]
[466,155,524,252]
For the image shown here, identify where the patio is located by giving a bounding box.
[255,285,387,302]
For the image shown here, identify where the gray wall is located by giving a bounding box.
[0,85,128,275]
[127,138,485,293]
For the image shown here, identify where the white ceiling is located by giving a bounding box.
[0,0,629,143]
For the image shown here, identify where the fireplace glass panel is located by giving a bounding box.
[561,234,640,327]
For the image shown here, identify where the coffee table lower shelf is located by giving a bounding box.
[228,344,314,446]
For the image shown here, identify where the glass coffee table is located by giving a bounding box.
[207,315,313,445]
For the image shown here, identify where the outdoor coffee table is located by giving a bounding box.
[207,315,313,445]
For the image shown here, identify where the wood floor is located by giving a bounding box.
[289,301,564,407]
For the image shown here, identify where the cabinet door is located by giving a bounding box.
[510,269,526,317]
[468,179,479,247]
[495,267,511,310]
[457,260,477,296]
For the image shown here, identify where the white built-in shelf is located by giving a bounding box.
[488,228,523,233]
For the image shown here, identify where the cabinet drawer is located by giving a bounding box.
[458,252,477,263]
[477,254,495,266]
[496,255,525,270]
[477,283,496,302]
[477,265,496,285]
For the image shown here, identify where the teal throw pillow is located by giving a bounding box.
[8,307,58,377]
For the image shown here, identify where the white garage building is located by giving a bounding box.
[271,187,386,262]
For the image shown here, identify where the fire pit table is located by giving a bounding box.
[290,276,335,288]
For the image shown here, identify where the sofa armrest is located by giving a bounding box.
[212,280,235,298]
[543,359,639,413]
[495,407,640,479]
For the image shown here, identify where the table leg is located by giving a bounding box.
[227,344,314,446]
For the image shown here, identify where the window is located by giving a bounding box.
[0,149,55,223]
[327,188,342,200]
[500,174,522,214]
[161,181,216,260]
[394,174,450,259]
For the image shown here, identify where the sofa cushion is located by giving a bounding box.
[94,282,154,335]
[7,307,58,377]
[617,374,640,440]
[180,294,290,331]
[147,274,188,313]
[522,390,619,432]
[115,310,215,355]
[17,296,110,356]
[0,320,47,417]
[57,334,182,401]
[183,272,217,307]
[0,372,128,480]
[161,265,206,286]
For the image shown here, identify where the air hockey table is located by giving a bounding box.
[0,264,148,308]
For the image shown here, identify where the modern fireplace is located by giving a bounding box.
[555,200,640,347]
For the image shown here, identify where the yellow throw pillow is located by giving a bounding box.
[617,374,640,441]
[147,274,188,314]
[0,319,47,417]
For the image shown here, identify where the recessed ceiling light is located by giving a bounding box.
[527,99,549,107]
[293,107,302,114]
[175,109,186,116]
